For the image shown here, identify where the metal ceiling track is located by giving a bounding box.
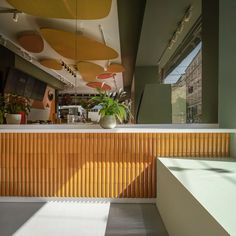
[0,7,21,13]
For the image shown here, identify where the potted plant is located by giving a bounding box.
[90,89,131,129]
[4,93,31,124]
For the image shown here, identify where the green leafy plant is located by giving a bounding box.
[4,93,31,115]
[90,89,131,123]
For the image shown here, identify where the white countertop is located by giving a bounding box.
[0,123,236,133]
[159,158,236,235]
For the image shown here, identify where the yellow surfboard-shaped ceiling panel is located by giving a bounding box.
[7,0,112,19]
[77,61,104,82]
[40,28,118,60]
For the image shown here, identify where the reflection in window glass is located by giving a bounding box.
[164,42,202,124]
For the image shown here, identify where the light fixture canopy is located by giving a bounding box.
[0,8,21,22]
[12,11,18,22]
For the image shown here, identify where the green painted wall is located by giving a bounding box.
[201,0,219,123]
[134,66,159,117]
[137,84,172,124]
[117,0,146,91]
[218,0,236,128]
[230,134,236,158]
[202,0,236,128]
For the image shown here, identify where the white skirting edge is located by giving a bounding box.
[0,197,156,204]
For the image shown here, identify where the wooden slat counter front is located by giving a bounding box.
[0,124,232,198]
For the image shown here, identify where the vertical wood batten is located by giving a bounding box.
[0,132,230,198]
[110,133,114,198]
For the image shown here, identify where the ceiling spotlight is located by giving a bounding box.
[0,8,21,22]
[168,40,174,50]
[172,32,178,42]
[177,21,184,34]
[184,6,193,22]
[13,12,18,22]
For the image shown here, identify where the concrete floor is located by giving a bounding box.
[105,204,168,236]
[0,201,168,236]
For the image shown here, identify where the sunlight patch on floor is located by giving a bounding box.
[13,201,110,236]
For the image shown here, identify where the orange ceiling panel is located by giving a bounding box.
[107,63,125,73]
[17,32,44,53]
[40,28,118,60]
[87,82,111,91]
[7,0,112,19]
[77,61,104,82]
[97,73,114,79]
[39,59,62,70]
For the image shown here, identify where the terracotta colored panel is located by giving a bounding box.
[86,82,111,91]
[77,62,104,82]
[7,0,112,19]
[97,73,114,79]
[39,59,62,70]
[17,32,44,53]
[40,28,118,60]
[107,63,125,73]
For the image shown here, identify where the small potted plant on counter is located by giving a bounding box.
[4,93,31,124]
[90,89,131,129]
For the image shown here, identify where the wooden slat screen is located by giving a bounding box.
[0,133,230,198]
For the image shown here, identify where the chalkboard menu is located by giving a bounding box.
[4,68,46,101]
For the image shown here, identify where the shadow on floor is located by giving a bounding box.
[0,202,46,236]
[105,203,168,236]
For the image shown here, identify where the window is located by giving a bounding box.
[166,42,202,124]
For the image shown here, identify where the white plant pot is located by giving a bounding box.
[5,114,21,124]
